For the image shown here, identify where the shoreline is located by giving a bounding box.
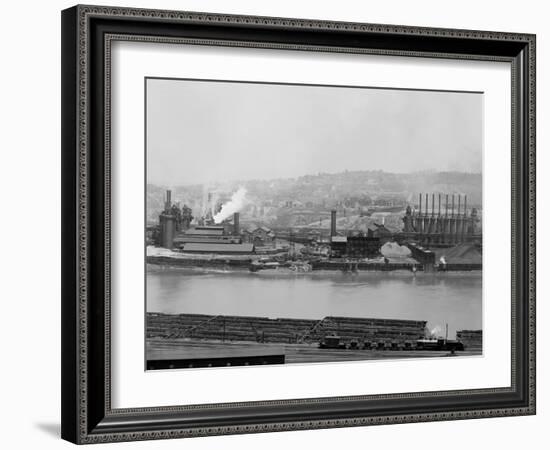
[146,255,482,273]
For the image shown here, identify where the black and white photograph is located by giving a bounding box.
[0,0,543,447]
[145,77,484,370]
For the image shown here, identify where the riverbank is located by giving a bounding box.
[147,255,481,272]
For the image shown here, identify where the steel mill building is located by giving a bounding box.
[329,210,383,258]
[153,189,481,266]
[157,190,254,254]
[400,193,481,246]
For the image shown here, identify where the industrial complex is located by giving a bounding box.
[145,189,482,369]
[147,189,482,272]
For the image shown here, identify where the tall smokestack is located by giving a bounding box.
[461,195,467,241]
[330,210,337,237]
[451,195,455,217]
[419,194,422,216]
[425,193,429,216]
[450,194,455,241]
[431,193,435,216]
[233,212,240,236]
[164,190,172,211]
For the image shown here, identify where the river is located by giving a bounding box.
[146,266,481,338]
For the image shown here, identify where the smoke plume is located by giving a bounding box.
[380,242,412,258]
[213,187,248,224]
[427,325,442,338]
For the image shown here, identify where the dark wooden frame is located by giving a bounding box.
[61,4,536,444]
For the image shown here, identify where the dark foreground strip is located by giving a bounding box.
[147,354,285,370]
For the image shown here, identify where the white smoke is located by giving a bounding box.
[380,242,411,258]
[213,187,248,224]
[428,325,442,338]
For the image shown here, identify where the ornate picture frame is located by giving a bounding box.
[61,5,535,444]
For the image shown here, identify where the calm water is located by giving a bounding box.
[146,267,482,338]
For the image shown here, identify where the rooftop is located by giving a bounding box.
[184,228,224,236]
[182,243,255,254]
[174,236,240,245]
[331,236,348,243]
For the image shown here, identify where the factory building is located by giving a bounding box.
[242,226,276,247]
[173,225,241,246]
[330,236,348,256]
[329,209,382,259]
[185,226,225,236]
[401,193,481,246]
[158,190,194,249]
[158,190,176,249]
[180,243,255,254]
[157,192,255,254]
[330,235,382,258]
[367,223,393,242]
[406,243,436,265]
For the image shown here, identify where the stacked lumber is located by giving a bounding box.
[147,313,426,345]
[456,329,482,351]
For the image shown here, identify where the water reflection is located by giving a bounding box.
[146,267,482,338]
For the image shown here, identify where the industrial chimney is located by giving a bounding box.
[164,190,172,212]
[233,212,240,236]
[330,210,337,237]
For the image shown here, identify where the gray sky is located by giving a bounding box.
[146,78,482,186]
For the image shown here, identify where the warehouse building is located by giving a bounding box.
[330,235,381,258]
[329,210,382,258]
[180,243,255,254]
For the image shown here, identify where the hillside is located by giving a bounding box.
[146,170,482,228]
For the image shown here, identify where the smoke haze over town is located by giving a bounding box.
[146,169,482,232]
[146,78,483,186]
